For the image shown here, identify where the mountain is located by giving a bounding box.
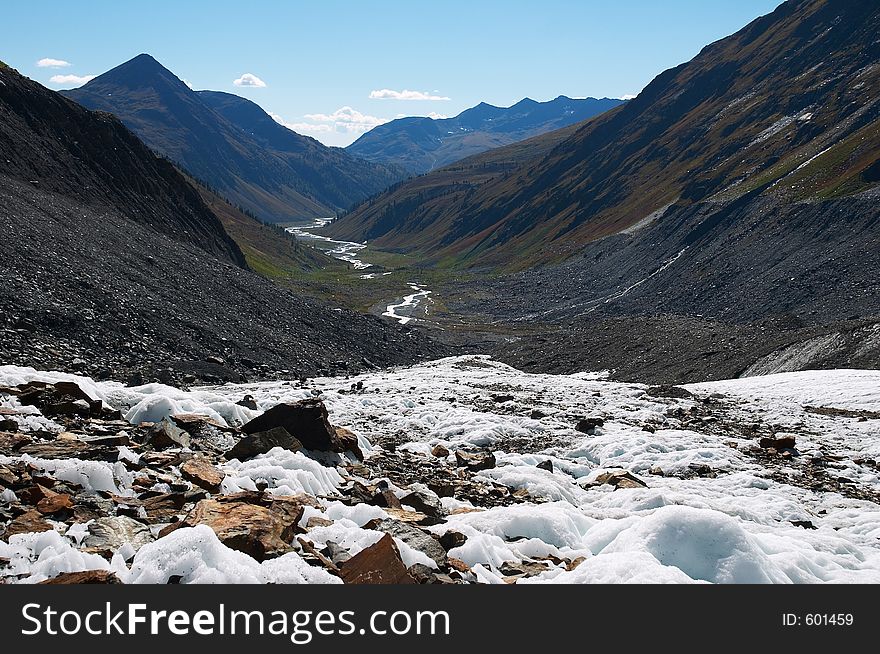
[63,54,406,223]
[346,95,624,174]
[0,62,444,384]
[327,0,880,275]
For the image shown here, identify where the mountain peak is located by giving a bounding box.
[81,53,186,92]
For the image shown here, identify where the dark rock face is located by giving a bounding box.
[225,426,303,461]
[241,399,357,455]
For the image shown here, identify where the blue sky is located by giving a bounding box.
[5,0,783,147]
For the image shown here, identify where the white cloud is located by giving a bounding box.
[48,74,96,87]
[620,94,638,100]
[303,106,389,133]
[37,58,71,68]
[369,88,450,101]
[269,111,333,134]
[233,73,267,88]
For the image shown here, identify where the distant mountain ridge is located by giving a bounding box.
[346,95,624,174]
[328,0,880,272]
[64,55,406,223]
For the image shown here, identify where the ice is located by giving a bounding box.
[4,356,880,584]
[221,447,343,497]
[124,526,339,584]
[0,530,112,584]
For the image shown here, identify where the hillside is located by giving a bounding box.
[347,96,623,174]
[0,63,445,384]
[328,0,880,270]
[64,55,406,224]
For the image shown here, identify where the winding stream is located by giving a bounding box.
[287,219,434,324]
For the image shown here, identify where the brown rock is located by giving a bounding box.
[760,435,797,450]
[447,557,471,573]
[590,470,648,489]
[371,489,402,509]
[334,427,363,460]
[140,493,188,521]
[306,516,334,529]
[339,533,416,584]
[455,450,496,471]
[0,432,32,455]
[180,457,225,492]
[431,444,450,458]
[39,570,121,584]
[4,510,54,537]
[36,492,73,515]
[180,497,304,561]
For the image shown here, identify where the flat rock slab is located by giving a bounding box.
[180,457,225,491]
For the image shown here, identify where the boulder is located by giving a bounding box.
[588,470,648,490]
[575,417,604,434]
[399,489,444,517]
[536,460,554,473]
[4,510,53,537]
[760,435,797,450]
[430,444,450,458]
[179,497,305,561]
[339,533,415,584]
[225,426,302,461]
[145,418,191,449]
[180,457,225,492]
[242,399,336,450]
[83,516,155,554]
[455,450,496,471]
[364,518,447,569]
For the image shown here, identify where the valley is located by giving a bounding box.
[1,0,879,593]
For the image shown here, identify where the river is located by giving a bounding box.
[286,219,434,325]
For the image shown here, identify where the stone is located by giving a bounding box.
[0,432,31,455]
[760,435,796,450]
[646,385,694,399]
[321,541,352,567]
[590,470,648,490]
[371,489,402,509]
[180,497,304,561]
[39,570,122,584]
[382,508,430,524]
[36,492,73,515]
[492,394,515,403]
[364,518,447,569]
[339,533,416,584]
[225,426,302,461]
[145,418,191,449]
[334,427,363,460]
[241,399,338,451]
[575,417,605,434]
[536,460,554,473]
[140,493,188,522]
[180,457,225,491]
[455,450,496,471]
[430,444,450,458]
[4,510,53,537]
[306,516,334,529]
[83,516,155,554]
[439,531,467,551]
[236,395,259,411]
[400,490,444,517]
